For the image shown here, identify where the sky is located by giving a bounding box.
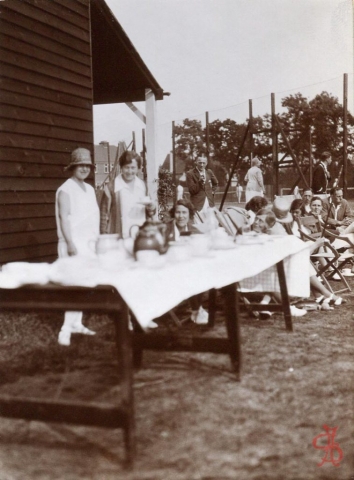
[93,0,353,163]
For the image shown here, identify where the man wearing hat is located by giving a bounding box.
[312,152,332,194]
[55,147,99,346]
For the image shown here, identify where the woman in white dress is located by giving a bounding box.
[100,151,150,239]
[244,157,265,202]
[56,148,99,346]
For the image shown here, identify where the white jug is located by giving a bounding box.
[89,234,120,255]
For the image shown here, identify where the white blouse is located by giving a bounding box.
[114,174,147,238]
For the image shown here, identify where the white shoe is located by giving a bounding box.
[147,320,158,329]
[290,305,307,317]
[192,307,209,325]
[58,325,95,346]
[58,328,71,346]
[71,325,96,335]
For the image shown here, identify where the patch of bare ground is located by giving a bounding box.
[0,279,353,480]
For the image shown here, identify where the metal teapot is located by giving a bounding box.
[130,219,168,257]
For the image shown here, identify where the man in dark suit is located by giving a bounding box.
[311,151,332,194]
[186,155,218,215]
[322,187,353,228]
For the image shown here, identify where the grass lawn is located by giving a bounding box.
[0,273,353,480]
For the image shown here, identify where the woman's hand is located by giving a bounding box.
[67,240,78,256]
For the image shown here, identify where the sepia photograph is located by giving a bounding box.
[0,0,353,478]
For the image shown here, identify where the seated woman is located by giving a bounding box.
[249,209,306,317]
[166,199,208,324]
[270,197,292,235]
[245,195,268,225]
[252,209,346,314]
[289,199,311,237]
[166,199,199,241]
[285,201,346,305]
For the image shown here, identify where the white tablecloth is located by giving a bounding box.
[0,236,310,328]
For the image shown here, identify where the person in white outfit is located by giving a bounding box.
[114,151,147,238]
[100,150,158,329]
[100,151,149,239]
[56,148,99,346]
[244,157,265,202]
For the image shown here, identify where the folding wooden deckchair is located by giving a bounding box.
[297,216,353,294]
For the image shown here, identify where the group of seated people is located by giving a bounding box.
[166,185,352,324]
[241,187,352,315]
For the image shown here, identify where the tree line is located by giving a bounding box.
[173,91,354,188]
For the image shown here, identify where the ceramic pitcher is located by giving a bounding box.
[89,233,120,255]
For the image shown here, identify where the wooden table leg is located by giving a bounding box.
[276,261,293,332]
[114,304,135,468]
[222,283,241,380]
[208,288,217,328]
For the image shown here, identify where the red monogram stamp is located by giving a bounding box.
[312,425,343,467]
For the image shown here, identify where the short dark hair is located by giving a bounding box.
[245,196,268,213]
[320,151,331,161]
[290,199,303,212]
[302,188,313,195]
[311,196,323,206]
[119,150,142,169]
[169,199,195,219]
[330,186,343,196]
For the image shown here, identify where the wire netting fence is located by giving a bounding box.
[155,73,354,202]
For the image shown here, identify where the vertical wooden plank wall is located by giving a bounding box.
[0,0,93,263]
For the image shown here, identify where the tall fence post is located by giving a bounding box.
[249,99,253,160]
[172,121,177,203]
[205,111,210,163]
[142,128,147,182]
[309,127,313,188]
[343,73,348,197]
[271,93,278,197]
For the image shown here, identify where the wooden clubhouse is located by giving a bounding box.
[0,0,165,263]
